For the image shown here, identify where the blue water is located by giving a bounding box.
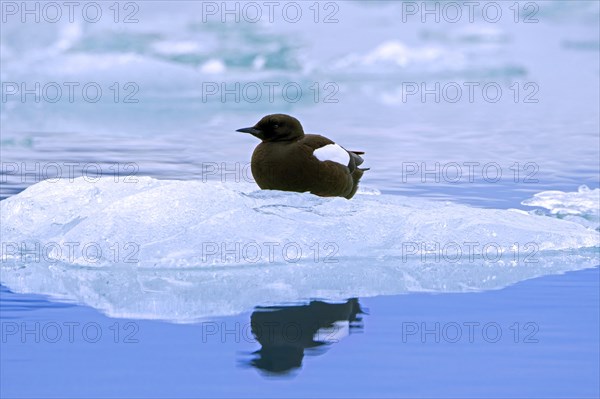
[1,269,598,398]
[1,1,599,397]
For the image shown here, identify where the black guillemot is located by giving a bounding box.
[237,114,368,199]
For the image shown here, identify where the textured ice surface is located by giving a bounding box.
[1,178,598,321]
[522,185,600,230]
[522,185,599,216]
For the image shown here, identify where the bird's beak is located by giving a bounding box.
[236,127,264,139]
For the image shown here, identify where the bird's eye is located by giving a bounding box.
[273,124,279,129]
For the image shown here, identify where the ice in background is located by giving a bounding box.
[1,1,599,205]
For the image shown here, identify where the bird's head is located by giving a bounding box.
[237,114,304,142]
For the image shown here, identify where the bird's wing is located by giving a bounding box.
[299,134,335,150]
[301,134,366,173]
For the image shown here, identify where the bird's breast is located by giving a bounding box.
[251,142,316,191]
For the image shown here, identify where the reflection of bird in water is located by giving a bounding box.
[247,298,364,375]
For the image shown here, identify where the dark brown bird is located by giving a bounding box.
[237,114,367,199]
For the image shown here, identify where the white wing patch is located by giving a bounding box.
[313,144,350,166]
